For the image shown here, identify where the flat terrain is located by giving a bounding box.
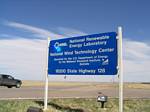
[0,81,150,99]
[0,98,150,112]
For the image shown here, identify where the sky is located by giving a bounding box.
[0,0,150,82]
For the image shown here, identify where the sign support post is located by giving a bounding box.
[118,27,123,112]
[46,31,120,111]
[44,37,50,111]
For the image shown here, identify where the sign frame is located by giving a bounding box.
[44,27,123,112]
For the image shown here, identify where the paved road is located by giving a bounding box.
[0,85,150,99]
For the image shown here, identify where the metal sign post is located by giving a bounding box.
[118,27,123,112]
[44,37,50,111]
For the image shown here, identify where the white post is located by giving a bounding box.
[44,37,50,111]
[118,27,123,112]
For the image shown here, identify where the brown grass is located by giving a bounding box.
[22,80,150,89]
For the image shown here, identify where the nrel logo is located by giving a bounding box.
[54,42,67,52]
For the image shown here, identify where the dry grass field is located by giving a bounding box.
[22,80,150,89]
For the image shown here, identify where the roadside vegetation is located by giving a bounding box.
[0,98,150,112]
[22,81,150,89]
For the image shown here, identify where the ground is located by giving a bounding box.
[0,81,150,112]
[0,81,150,99]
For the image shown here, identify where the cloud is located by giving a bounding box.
[0,34,35,40]
[1,21,150,81]
[57,27,87,37]
[1,37,150,82]
[123,39,150,60]
[3,21,88,40]
[123,39,150,82]
[0,39,47,80]
[4,21,63,39]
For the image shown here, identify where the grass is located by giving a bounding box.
[0,98,150,112]
[22,81,92,87]
[22,81,150,89]
[125,83,150,89]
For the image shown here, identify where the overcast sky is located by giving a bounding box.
[0,0,150,82]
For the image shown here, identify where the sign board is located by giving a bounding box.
[48,32,118,75]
